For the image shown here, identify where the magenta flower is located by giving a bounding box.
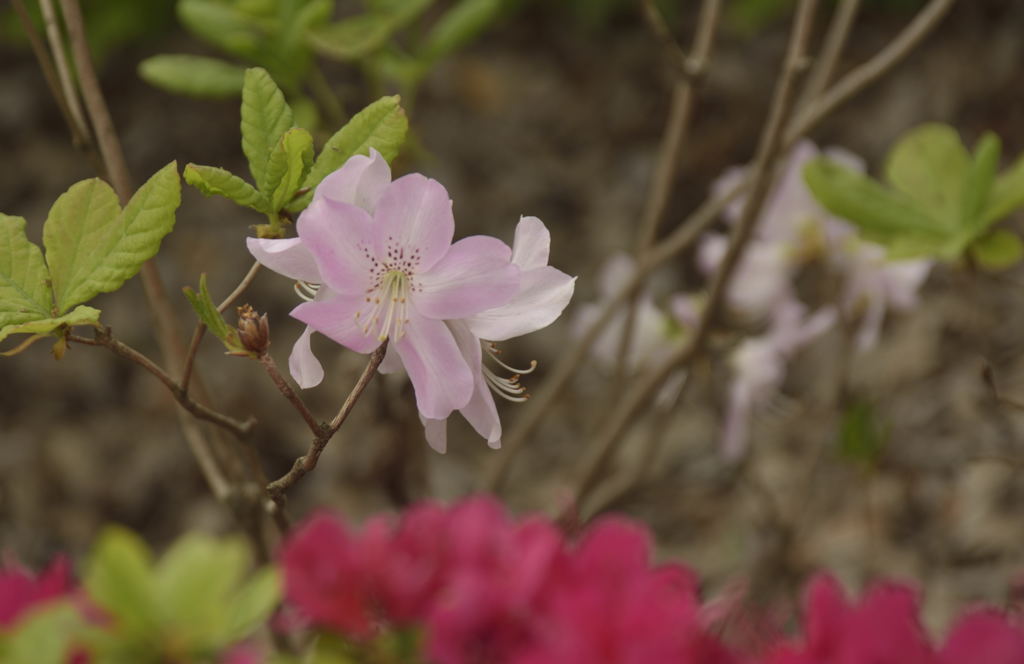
[0,556,73,628]
[417,216,575,452]
[250,151,521,420]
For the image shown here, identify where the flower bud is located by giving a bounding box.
[237,304,270,354]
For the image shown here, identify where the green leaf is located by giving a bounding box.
[294,96,407,211]
[184,163,268,212]
[970,228,1024,271]
[43,163,181,314]
[155,534,251,649]
[804,157,945,251]
[982,153,1024,225]
[0,214,52,328]
[960,132,1001,236]
[420,0,503,62]
[883,123,969,227]
[307,14,397,61]
[0,305,101,345]
[84,526,159,639]
[265,127,314,212]
[1,602,87,664]
[182,274,247,354]
[222,567,281,643]
[138,54,246,99]
[838,401,886,467]
[177,0,262,60]
[241,68,295,192]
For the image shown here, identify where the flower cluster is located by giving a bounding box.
[248,150,574,451]
[701,141,933,458]
[282,498,1024,664]
[281,496,735,664]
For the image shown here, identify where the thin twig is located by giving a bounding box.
[613,0,721,389]
[37,0,90,147]
[69,331,256,439]
[267,342,388,500]
[572,0,819,505]
[218,261,262,312]
[797,0,861,110]
[10,0,90,148]
[180,261,261,392]
[481,0,956,492]
[260,353,320,434]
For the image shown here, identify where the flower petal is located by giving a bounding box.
[246,237,322,283]
[297,198,376,295]
[465,267,575,341]
[449,321,502,447]
[314,148,391,214]
[510,216,550,271]
[394,314,473,420]
[288,327,325,389]
[373,173,454,271]
[421,417,448,454]
[291,294,381,354]
[415,236,520,320]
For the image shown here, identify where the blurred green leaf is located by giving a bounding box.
[293,96,407,211]
[222,567,281,643]
[84,527,159,639]
[183,274,248,354]
[960,132,1001,236]
[883,123,969,227]
[241,68,295,192]
[970,228,1024,271]
[420,0,503,62]
[307,14,396,61]
[838,401,886,467]
[803,157,945,252]
[1,602,87,664]
[983,153,1024,225]
[0,305,101,346]
[43,163,180,314]
[265,127,314,211]
[177,0,263,60]
[0,214,52,329]
[139,54,246,99]
[184,164,268,212]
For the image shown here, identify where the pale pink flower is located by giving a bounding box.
[416,216,575,452]
[251,151,522,420]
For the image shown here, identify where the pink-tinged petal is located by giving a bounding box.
[394,314,473,420]
[246,237,321,283]
[599,253,637,298]
[288,327,325,389]
[297,198,376,295]
[291,295,380,354]
[421,416,448,453]
[378,343,404,375]
[465,267,575,341]
[449,321,501,447]
[511,216,550,271]
[314,148,391,213]
[373,173,454,271]
[415,236,519,319]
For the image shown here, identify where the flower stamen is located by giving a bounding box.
[482,342,535,402]
[294,281,321,302]
[358,269,411,341]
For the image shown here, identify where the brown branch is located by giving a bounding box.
[572,0,819,505]
[260,353,320,434]
[69,330,256,439]
[797,0,861,110]
[267,342,388,500]
[37,0,91,147]
[218,261,262,312]
[481,0,956,492]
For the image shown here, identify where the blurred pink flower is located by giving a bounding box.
[0,555,73,627]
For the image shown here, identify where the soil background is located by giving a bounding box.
[3,0,1024,640]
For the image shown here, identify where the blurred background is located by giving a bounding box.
[2,0,1024,635]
